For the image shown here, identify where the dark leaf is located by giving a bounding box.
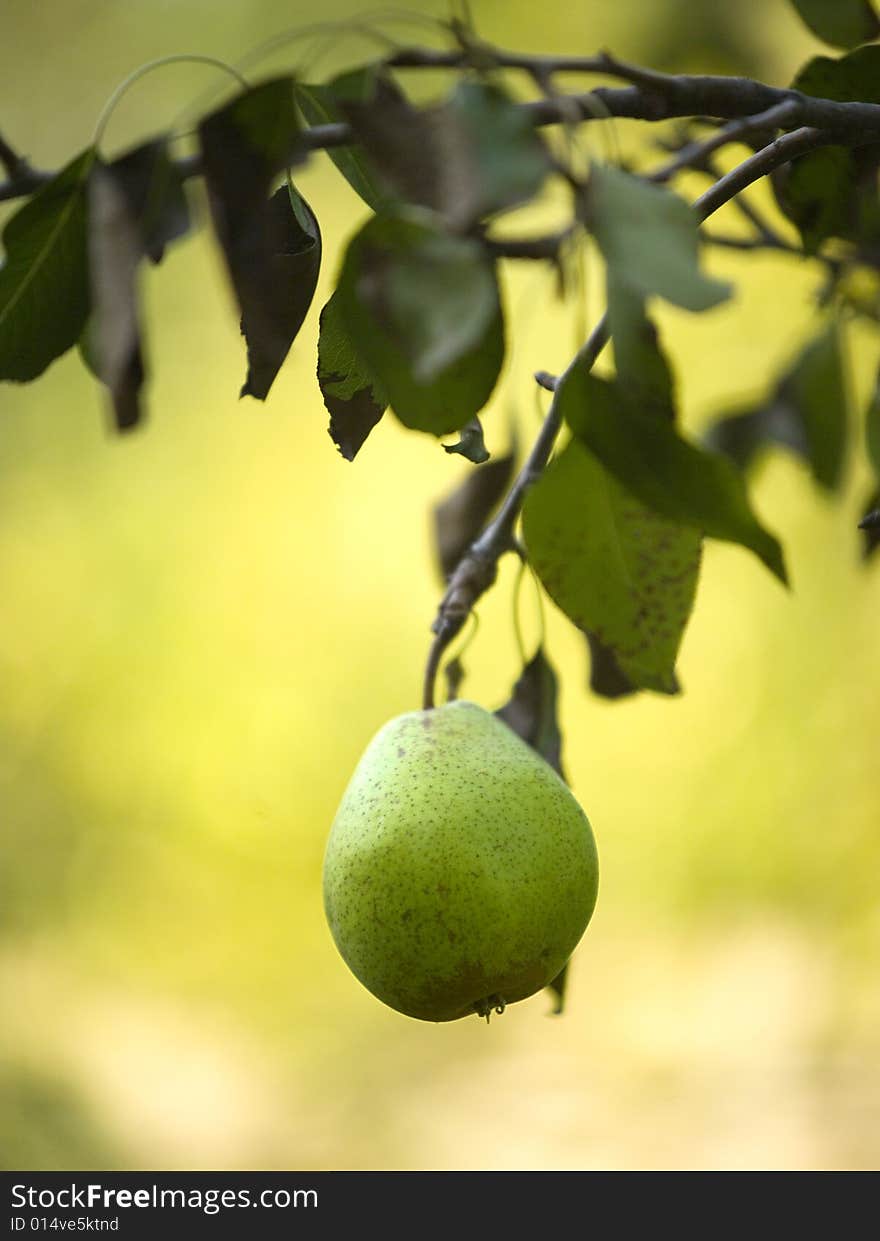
[84,139,190,429]
[585,163,732,312]
[295,77,389,211]
[444,655,466,702]
[546,961,568,1015]
[336,69,549,229]
[773,145,880,254]
[335,209,504,435]
[706,320,849,491]
[523,440,701,694]
[199,78,314,399]
[0,147,95,382]
[792,45,880,101]
[585,631,640,700]
[106,138,190,264]
[432,448,516,580]
[705,402,808,470]
[864,373,880,560]
[238,184,321,400]
[199,76,301,180]
[87,162,146,430]
[776,147,858,254]
[859,489,880,559]
[317,289,387,460]
[443,418,490,463]
[495,646,565,777]
[789,0,880,48]
[776,48,880,251]
[561,365,788,583]
[332,66,436,210]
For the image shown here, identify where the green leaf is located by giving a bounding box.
[523,440,701,694]
[706,320,849,491]
[334,209,504,435]
[562,366,788,583]
[443,418,490,463]
[0,147,95,382]
[586,164,732,312]
[295,77,389,211]
[495,647,566,777]
[578,289,686,695]
[606,276,676,420]
[317,290,388,461]
[789,0,880,48]
[792,47,880,101]
[432,447,516,580]
[437,79,550,227]
[238,183,321,400]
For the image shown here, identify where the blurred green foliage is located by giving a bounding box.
[1,0,879,1171]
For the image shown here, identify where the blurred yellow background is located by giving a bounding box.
[2,0,879,1171]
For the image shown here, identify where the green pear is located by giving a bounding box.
[323,700,598,1022]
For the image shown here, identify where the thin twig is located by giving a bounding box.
[699,229,794,253]
[649,99,800,183]
[483,229,572,260]
[696,153,793,249]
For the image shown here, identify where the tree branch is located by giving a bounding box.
[2,48,880,204]
[384,41,880,132]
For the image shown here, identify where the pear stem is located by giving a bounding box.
[421,124,832,711]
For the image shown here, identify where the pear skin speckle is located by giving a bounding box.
[323,700,599,1022]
